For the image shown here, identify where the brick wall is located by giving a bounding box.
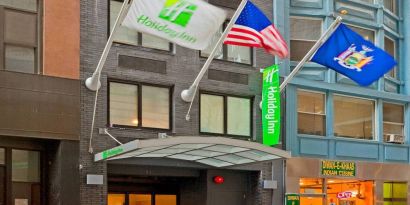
[80,0,279,204]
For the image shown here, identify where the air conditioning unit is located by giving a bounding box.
[386,134,405,144]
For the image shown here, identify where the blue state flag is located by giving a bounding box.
[311,23,396,86]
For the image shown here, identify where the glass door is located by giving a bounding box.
[108,193,177,205]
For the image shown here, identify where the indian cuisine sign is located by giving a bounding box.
[321,160,356,177]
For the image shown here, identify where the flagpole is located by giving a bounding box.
[87,0,131,153]
[85,0,131,91]
[279,16,343,92]
[181,0,249,103]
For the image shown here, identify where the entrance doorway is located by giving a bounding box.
[108,175,180,205]
[108,193,177,205]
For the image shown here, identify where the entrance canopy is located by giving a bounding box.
[95,137,291,168]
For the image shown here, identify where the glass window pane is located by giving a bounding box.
[334,95,375,140]
[110,0,138,45]
[155,195,177,205]
[227,45,251,64]
[299,178,323,194]
[384,182,407,205]
[109,82,139,126]
[227,97,251,136]
[290,17,321,61]
[5,10,37,45]
[300,197,323,205]
[385,37,397,78]
[384,0,396,14]
[348,25,375,42]
[383,103,404,124]
[298,91,326,136]
[141,86,170,129]
[141,34,170,50]
[0,148,4,165]
[200,94,224,134]
[201,26,223,59]
[5,45,35,74]
[298,91,325,114]
[108,194,126,205]
[290,18,322,41]
[129,194,152,205]
[0,0,37,11]
[12,150,40,182]
[327,179,374,205]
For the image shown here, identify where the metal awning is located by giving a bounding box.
[95,137,291,168]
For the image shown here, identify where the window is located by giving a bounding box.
[297,90,326,136]
[290,17,322,61]
[110,0,172,51]
[299,178,375,205]
[384,0,397,14]
[108,193,177,205]
[200,93,252,137]
[109,81,171,129]
[11,149,41,205]
[334,95,375,140]
[201,23,252,65]
[384,37,397,79]
[348,25,375,43]
[358,0,374,3]
[0,1,39,73]
[383,103,404,142]
[384,182,407,205]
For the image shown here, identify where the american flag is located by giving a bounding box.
[224,1,288,58]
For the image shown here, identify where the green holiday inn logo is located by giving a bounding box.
[159,0,197,27]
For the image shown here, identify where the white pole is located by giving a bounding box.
[88,0,131,153]
[279,16,343,92]
[181,0,249,102]
[85,0,131,91]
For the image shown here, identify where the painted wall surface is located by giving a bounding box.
[43,0,80,79]
[284,0,410,164]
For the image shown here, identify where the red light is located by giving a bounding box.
[213,176,224,184]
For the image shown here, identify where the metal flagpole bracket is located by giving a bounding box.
[85,0,131,91]
[180,0,248,103]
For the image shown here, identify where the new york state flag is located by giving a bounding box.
[311,23,396,86]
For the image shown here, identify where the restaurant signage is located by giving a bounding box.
[321,160,356,177]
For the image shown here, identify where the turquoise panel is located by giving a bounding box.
[335,140,379,159]
[385,145,409,162]
[299,136,328,156]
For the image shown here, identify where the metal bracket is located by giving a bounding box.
[98,128,123,145]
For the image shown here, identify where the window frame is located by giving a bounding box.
[297,89,327,136]
[382,101,404,141]
[289,16,323,62]
[199,21,254,66]
[345,23,376,43]
[107,79,173,131]
[384,35,398,79]
[108,0,174,52]
[199,91,253,138]
[384,0,397,15]
[383,181,408,204]
[0,1,42,74]
[333,94,377,141]
[0,146,45,205]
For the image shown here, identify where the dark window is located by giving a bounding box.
[0,1,40,73]
[200,23,253,65]
[200,93,252,137]
[109,0,173,51]
[108,81,172,130]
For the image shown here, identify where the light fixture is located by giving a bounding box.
[132,119,139,125]
[213,176,225,184]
